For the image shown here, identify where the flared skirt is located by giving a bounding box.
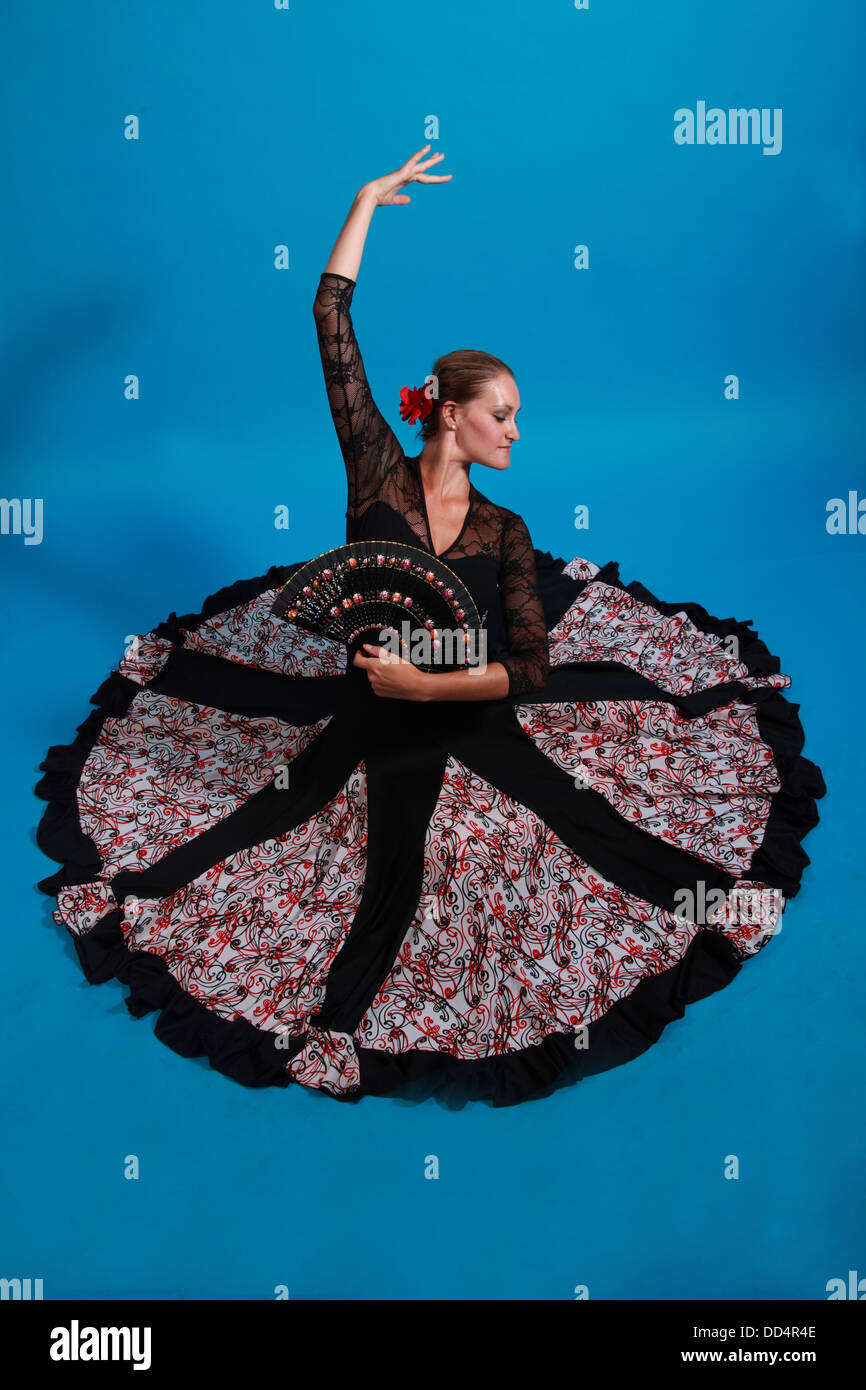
[34,550,826,1107]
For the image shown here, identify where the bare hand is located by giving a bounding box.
[352,641,431,699]
[363,144,451,207]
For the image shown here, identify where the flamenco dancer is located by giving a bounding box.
[35,146,826,1107]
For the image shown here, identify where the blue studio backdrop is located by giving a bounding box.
[2,1,863,1299]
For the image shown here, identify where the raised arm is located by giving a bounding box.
[313,270,404,518]
[496,511,550,698]
[312,150,452,519]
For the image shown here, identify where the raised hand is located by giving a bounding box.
[364,144,451,207]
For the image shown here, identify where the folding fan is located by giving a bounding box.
[270,539,483,672]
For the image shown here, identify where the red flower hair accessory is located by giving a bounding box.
[399,384,434,425]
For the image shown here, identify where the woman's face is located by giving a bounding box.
[454,372,521,469]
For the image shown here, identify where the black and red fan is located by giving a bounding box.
[270,540,482,672]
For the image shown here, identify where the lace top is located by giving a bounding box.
[312,271,550,698]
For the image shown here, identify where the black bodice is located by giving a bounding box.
[345,497,502,647]
[314,271,549,698]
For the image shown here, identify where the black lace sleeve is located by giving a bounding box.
[312,271,405,519]
[497,511,550,698]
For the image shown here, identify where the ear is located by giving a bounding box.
[440,399,459,431]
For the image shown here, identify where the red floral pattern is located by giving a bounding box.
[118,633,176,686]
[285,1026,361,1094]
[356,758,720,1065]
[58,762,368,1041]
[513,697,780,873]
[182,589,346,676]
[561,556,600,581]
[46,553,798,1099]
[548,580,791,697]
[76,688,330,878]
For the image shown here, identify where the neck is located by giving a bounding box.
[417,435,472,499]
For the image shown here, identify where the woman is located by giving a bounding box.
[316,145,549,708]
[35,146,825,1107]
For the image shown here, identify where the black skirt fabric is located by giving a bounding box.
[34,548,826,1108]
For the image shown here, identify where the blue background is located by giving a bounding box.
[2,1,862,1299]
